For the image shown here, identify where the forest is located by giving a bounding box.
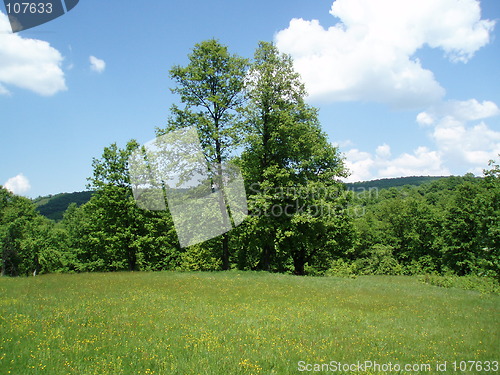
[1,40,499,281]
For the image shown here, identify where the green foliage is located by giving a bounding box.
[437,163,499,279]
[87,141,139,190]
[0,187,70,276]
[346,175,445,192]
[158,39,249,270]
[161,38,248,165]
[33,191,93,221]
[2,39,497,281]
[238,42,352,275]
[477,158,500,278]
[352,245,404,276]
[442,182,484,275]
[353,193,441,266]
[324,258,356,277]
[403,255,439,275]
[61,142,181,273]
[419,274,499,295]
[350,161,499,279]
[1,188,36,276]
[177,241,222,271]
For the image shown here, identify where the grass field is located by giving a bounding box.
[0,272,498,374]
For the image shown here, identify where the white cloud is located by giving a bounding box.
[332,139,354,149]
[416,112,435,126]
[0,83,10,96]
[0,12,67,96]
[275,0,494,107]
[3,174,31,195]
[344,146,449,182]
[344,149,376,182]
[378,147,449,178]
[89,56,106,73]
[375,143,391,159]
[417,99,500,124]
[343,98,500,181]
[425,100,500,170]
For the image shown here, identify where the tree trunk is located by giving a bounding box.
[257,108,273,272]
[293,251,306,275]
[214,122,233,271]
[128,247,137,271]
[1,246,5,276]
[258,240,272,271]
[221,232,230,270]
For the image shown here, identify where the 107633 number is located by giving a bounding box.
[6,2,53,14]
[452,361,499,372]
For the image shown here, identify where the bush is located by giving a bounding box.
[177,243,222,271]
[403,255,439,275]
[325,259,356,277]
[354,245,403,275]
[419,274,499,294]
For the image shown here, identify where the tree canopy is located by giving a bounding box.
[1,39,498,281]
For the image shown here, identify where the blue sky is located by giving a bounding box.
[1,0,499,198]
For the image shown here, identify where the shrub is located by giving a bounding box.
[354,244,403,275]
[177,243,222,271]
[419,274,499,294]
[325,259,356,277]
[403,255,439,275]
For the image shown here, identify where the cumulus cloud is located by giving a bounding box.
[376,143,391,159]
[332,139,354,149]
[416,112,434,126]
[0,83,10,96]
[422,100,500,170]
[377,147,449,178]
[344,146,449,182]
[343,98,500,181]
[89,56,106,73]
[3,174,31,195]
[275,0,494,107]
[344,149,376,181]
[417,99,500,125]
[0,12,67,96]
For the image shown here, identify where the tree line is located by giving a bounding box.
[1,40,498,279]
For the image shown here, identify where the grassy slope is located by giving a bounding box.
[0,272,498,375]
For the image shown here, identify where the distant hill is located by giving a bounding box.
[345,176,447,192]
[33,176,449,221]
[33,191,93,221]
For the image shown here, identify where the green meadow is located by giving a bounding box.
[0,272,498,374]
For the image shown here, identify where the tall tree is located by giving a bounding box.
[0,188,37,276]
[69,141,180,272]
[158,39,249,270]
[240,42,351,274]
[476,158,499,279]
[354,192,441,269]
[0,187,63,276]
[441,181,486,275]
[84,141,141,270]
